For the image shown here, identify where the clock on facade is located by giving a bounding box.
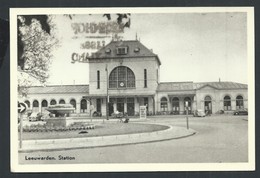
[120,82,125,87]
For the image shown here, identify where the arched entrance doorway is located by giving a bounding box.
[32,100,39,113]
[204,96,212,114]
[172,97,179,114]
[184,97,192,114]
[70,99,76,113]
[41,100,48,113]
[80,99,87,113]
[223,95,231,111]
[160,97,168,113]
[236,95,244,109]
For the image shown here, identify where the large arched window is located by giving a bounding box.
[224,95,231,110]
[236,95,244,109]
[59,99,65,104]
[80,99,87,113]
[160,97,168,111]
[32,100,39,107]
[50,99,57,105]
[41,100,48,107]
[109,66,135,88]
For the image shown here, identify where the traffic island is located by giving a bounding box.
[18,123,196,152]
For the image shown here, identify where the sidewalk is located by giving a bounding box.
[19,123,196,153]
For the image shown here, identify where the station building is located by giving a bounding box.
[22,40,248,116]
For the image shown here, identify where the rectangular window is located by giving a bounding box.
[97,70,100,89]
[144,69,147,88]
[96,99,101,112]
[117,47,128,55]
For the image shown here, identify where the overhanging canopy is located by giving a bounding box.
[83,93,155,99]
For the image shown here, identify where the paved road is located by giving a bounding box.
[19,115,248,164]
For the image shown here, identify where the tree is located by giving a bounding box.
[17,15,59,96]
[17,14,131,96]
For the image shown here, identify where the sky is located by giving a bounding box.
[47,12,248,85]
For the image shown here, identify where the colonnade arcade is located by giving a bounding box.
[24,98,90,113]
[159,95,195,115]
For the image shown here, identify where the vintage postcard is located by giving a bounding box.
[10,7,255,172]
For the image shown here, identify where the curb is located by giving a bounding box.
[19,132,196,153]
[18,124,196,153]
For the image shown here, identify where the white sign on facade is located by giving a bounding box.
[140,106,147,119]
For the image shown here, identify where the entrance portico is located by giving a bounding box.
[86,94,155,116]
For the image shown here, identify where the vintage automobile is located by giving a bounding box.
[29,112,43,121]
[111,112,129,123]
[233,108,248,115]
[193,109,206,117]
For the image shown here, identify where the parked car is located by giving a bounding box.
[193,109,206,117]
[92,111,102,117]
[233,108,248,115]
[29,112,43,121]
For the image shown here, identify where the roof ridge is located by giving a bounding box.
[28,84,89,87]
[160,81,193,84]
[111,40,139,42]
[194,81,247,85]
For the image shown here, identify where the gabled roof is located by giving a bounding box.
[27,85,89,94]
[194,82,248,90]
[90,40,161,65]
[157,82,194,91]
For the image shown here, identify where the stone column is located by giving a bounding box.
[192,96,197,111]
[124,101,127,113]
[231,100,236,111]
[38,101,42,113]
[76,102,81,113]
[179,97,184,114]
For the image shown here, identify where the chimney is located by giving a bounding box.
[219,78,221,82]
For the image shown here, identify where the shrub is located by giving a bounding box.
[19,122,95,132]
[48,104,73,108]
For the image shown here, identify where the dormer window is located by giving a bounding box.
[105,48,111,53]
[117,47,128,55]
[134,48,140,53]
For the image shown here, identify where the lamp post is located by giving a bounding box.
[105,64,109,121]
[185,101,189,130]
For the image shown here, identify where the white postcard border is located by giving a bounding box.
[10,7,255,172]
